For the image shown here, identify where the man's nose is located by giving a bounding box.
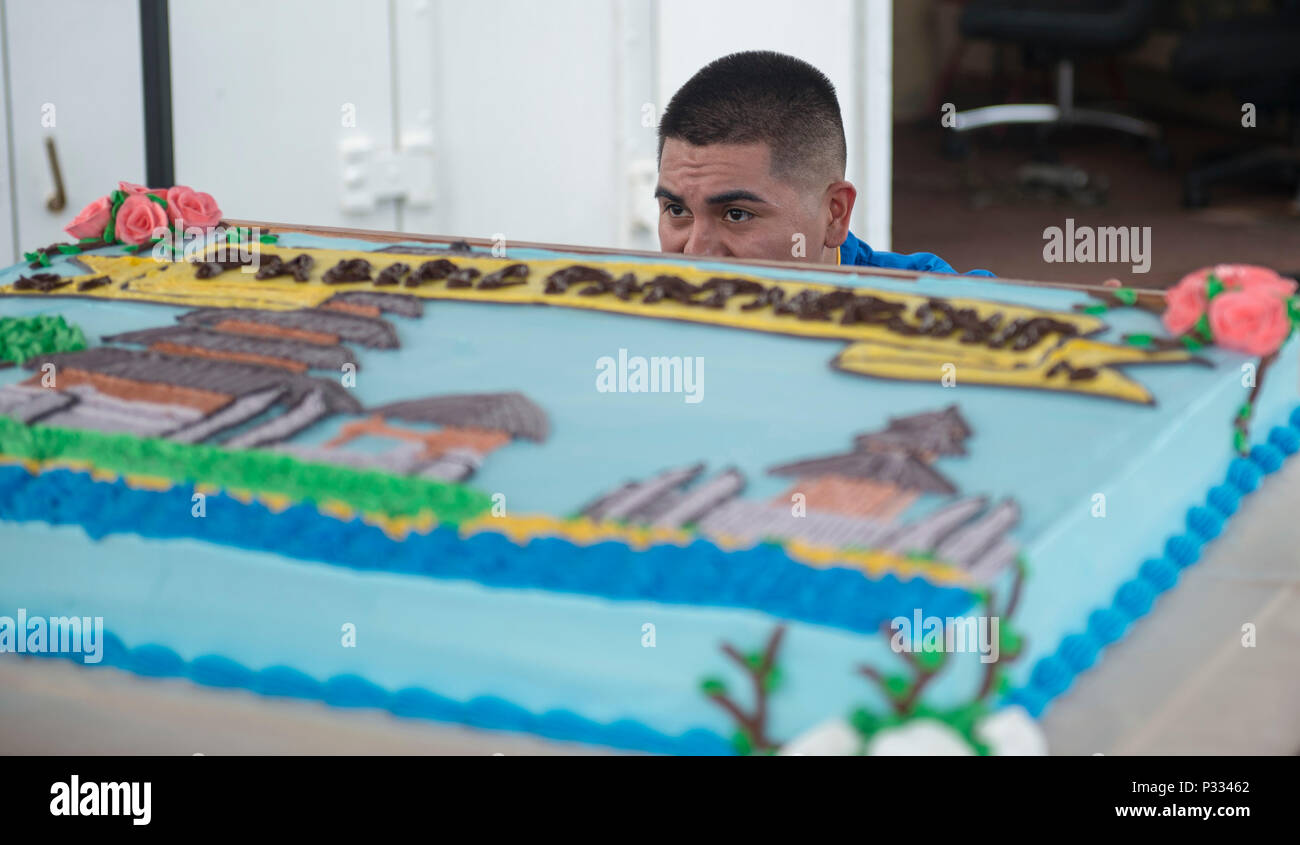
[682,221,727,257]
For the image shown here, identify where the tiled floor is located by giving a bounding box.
[1042,454,1300,755]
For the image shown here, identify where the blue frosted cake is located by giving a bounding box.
[1,215,1297,755]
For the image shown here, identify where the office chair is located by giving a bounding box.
[1171,5,1300,207]
[943,0,1166,162]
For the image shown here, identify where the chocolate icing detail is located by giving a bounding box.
[544,265,612,294]
[321,258,373,285]
[407,259,457,287]
[1045,361,1100,382]
[446,267,481,289]
[194,256,256,280]
[477,263,529,290]
[254,253,314,282]
[76,276,112,292]
[374,263,412,287]
[13,273,72,292]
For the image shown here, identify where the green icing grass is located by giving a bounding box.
[0,415,491,524]
[0,315,87,365]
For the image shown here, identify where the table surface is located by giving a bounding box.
[2,228,1295,755]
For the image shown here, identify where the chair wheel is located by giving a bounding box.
[941,131,970,161]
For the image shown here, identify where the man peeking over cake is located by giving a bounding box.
[656,50,993,276]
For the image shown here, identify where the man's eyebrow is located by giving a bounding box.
[653,186,684,203]
[705,189,769,205]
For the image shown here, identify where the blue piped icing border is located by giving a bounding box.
[1005,406,1300,717]
[0,465,974,637]
[12,632,734,755]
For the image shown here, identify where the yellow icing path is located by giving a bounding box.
[1,243,1193,404]
[0,452,971,587]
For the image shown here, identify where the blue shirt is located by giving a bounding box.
[838,230,994,277]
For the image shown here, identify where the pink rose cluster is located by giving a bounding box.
[1162,264,1298,357]
[64,180,223,246]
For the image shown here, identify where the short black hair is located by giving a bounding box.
[658,50,847,183]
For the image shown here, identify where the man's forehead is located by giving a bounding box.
[659,139,773,177]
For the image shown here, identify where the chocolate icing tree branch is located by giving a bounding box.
[848,557,1028,754]
[700,624,787,755]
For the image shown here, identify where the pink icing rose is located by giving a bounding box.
[1162,274,1208,336]
[1176,264,1296,298]
[1207,289,1292,356]
[165,185,222,228]
[1163,264,1297,338]
[113,193,169,245]
[1210,264,1297,298]
[117,181,166,198]
[64,196,112,240]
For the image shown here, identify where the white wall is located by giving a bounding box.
[1,0,893,259]
[0,2,14,265]
[169,0,400,232]
[3,0,145,257]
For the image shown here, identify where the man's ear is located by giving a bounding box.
[822,181,857,248]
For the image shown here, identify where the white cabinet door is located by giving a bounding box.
[0,21,13,265]
[403,0,654,250]
[169,0,398,232]
[4,0,146,259]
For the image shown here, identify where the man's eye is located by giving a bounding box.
[664,204,687,217]
[724,208,753,223]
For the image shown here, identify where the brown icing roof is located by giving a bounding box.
[767,449,958,495]
[368,392,549,442]
[855,404,971,456]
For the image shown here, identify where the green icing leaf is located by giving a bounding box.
[999,627,1023,657]
[763,665,784,694]
[55,244,80,255]
[700,677,727,697]
[37,252,51,267]
[259,233,279,244]
[1181,335,1203,351]
[1238,402,1253,421]
[936,701,988,738]
[1082,304,1108,315]
[1194,313,1213,342]
[1233,429,1247,454]
[146,193,168,208]
[22,252,39,263]
[1115,288,1137,306]
[849,707,882,739]
[730,730,754,756]
[914,646,947,672]
[1206,273,1224,300]
[1125,333,1153,347]
[884,673,910,699]
[109,189,126,206]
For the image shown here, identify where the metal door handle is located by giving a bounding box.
[44,136,66,213]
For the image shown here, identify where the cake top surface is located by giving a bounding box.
[1,229,1293,601]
